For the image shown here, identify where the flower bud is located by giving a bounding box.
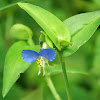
[10,24,33,40]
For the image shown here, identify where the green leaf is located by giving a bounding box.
[18,3,71,50]
[61,11,100,56]
[64,11,100,36]
[2,41,39,97]
[46,64,89,76]
[10,24,33,40]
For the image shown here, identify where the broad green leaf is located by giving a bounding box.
[61,11,100,56]
[2,41,40,97]
[18,3,71,50]
[64,11,100,36]
[46,64,89,76]
[10,24,33,40]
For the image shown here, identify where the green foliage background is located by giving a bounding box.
[0,0,100,100]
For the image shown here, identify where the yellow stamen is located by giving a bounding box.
[40,64,43,67]
[36,58,43,67]
[40,58,43,62]
[36,59,40,64]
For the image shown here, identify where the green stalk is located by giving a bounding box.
[45,74,62,100]
[5,11,13,40]
[58,52,72,100]
[27,37,34,46]
[40,41,61,100]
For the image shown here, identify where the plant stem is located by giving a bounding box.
[28,37,34,46]
[58,52,72,100]
[5,11,13,40]
[45,74,62,100]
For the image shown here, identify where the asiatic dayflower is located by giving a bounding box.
[21,48,56,76]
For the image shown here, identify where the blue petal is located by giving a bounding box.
[39,49,56,62]
[21,50,39,63]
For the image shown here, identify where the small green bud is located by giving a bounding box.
[10,24,33,40]
[39,33,45,42]
[60,40,72,47]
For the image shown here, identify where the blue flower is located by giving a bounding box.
[21,48,56,76]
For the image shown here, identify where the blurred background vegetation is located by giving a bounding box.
[0,0,100,100]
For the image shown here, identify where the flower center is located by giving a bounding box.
[36,58,43,67]
[36,57,45,76]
